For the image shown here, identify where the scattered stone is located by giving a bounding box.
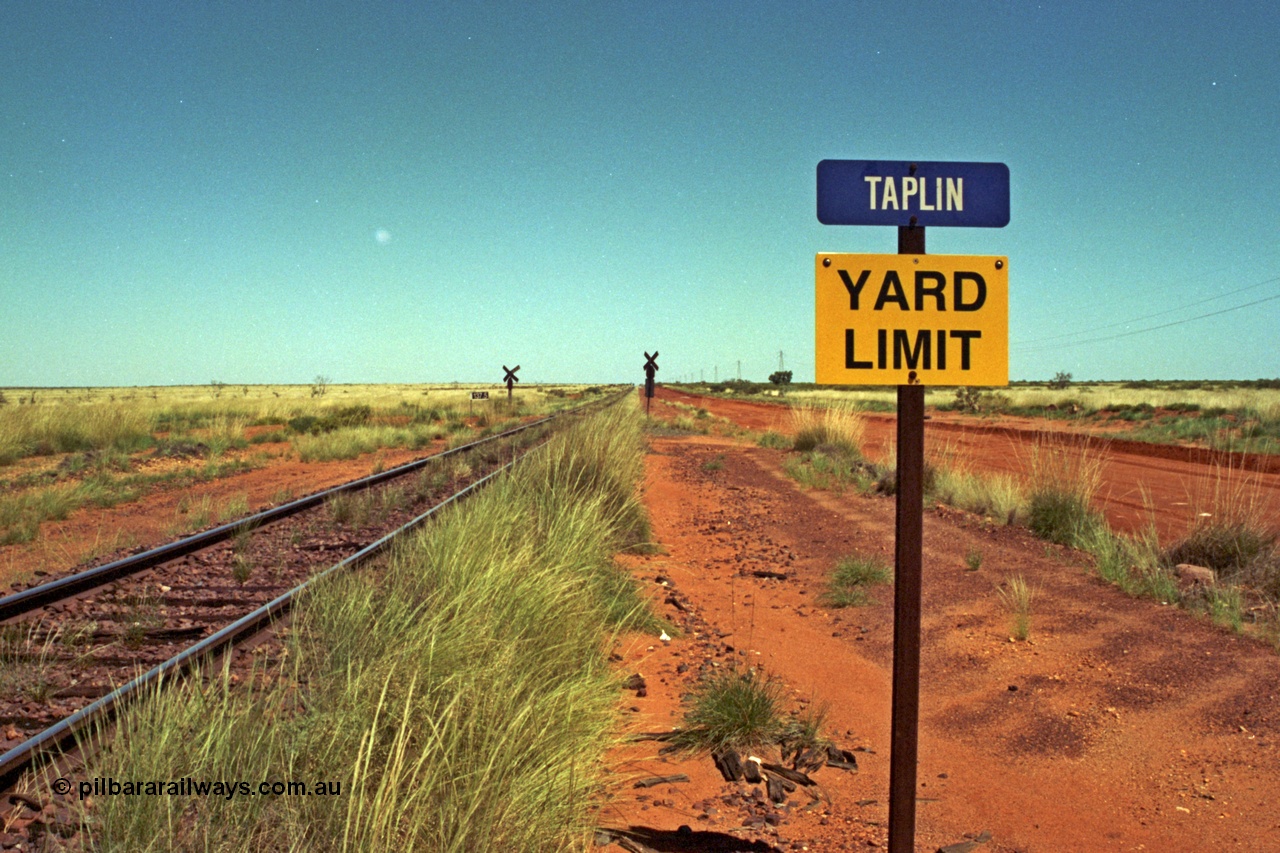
[1176,563,1215,586]
[937,830,992,853]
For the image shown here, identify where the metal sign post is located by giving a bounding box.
[889,224,925,853]
[502,365,520,405]
[815,159,1009,853]
[643,351,659,414]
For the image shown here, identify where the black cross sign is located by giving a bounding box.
[643,351,659,412]
[503,364,520,402]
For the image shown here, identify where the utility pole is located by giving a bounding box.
[779,350,785,371]
[737,360,741,381]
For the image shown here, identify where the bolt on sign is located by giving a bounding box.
[815,253,1008,386]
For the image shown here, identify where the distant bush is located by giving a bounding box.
[287,405,373,435]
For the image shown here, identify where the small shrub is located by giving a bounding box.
[953,387,983,413]
[965,548,984,571]
[756,431,790,449]
[1164,522,1271,578]
[701,455,725,472]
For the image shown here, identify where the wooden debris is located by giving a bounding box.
[633,774,690,789]
[761,762,816,787]
[712,749,744,782]
[825,745,859,772]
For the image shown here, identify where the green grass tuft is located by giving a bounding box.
[820,555,892,608]
[670,668,788,754]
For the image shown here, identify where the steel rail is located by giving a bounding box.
[0,387,630,790]
[0,392,617,621]
[0,460,514,791]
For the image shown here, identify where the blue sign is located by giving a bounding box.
[817,160,1010,228]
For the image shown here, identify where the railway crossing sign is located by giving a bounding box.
[815,253,1008,386]
[502,365,520,402]
[643,351,659,413]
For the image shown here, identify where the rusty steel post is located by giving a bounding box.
[888,222,925,853]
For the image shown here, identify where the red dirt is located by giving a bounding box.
[598,389,1280,852]
[657,387,1280,542]
[0,444,438,593]
[6,395,1279,850]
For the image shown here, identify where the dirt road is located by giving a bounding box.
[656,387,1280,542]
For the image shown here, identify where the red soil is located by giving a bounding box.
[5,394,1278,850]
[598,388,1280,852]
[657,387,1280,542]
[0,443,438,592]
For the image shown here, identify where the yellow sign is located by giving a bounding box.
[815,254,1008,386]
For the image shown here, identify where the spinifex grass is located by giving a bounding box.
[782,450,870,493]
[1164,457,1277,585]
[820,555,893,608]
[790,405,865,457]
[70,398,658,851]
[669,668,789,754]
[996,574,1035,641]
[1080,522,1180,603]
[293,423,445,462]
[1024,436,1107,547]
[927,441,1026,524]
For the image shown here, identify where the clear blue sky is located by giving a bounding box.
[3,1,1277,386]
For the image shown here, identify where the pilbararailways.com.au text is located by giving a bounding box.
[67,777,342,800]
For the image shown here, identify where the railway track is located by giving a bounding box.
[0,390,626,797]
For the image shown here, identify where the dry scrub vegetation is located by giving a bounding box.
[776,406,1280,647]
[0,383,606,548]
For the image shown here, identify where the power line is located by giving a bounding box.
[1011,274,1280,347]
[1013,291,1280,354]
